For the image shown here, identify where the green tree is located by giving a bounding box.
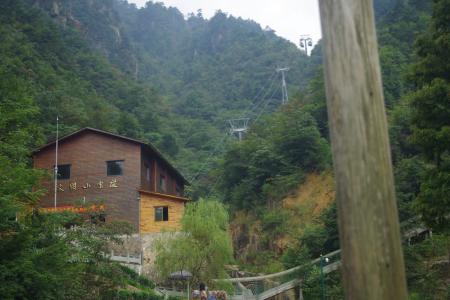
[0,209,146,299]
[0,71,156,298]
[409,0,450,233]
[404,2,450,283]
[153,199,233,287]
[219,97,329,210]
[0,68,44,229]
[403,234,450,299]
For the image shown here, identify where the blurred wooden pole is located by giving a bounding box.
[318,1,408,299]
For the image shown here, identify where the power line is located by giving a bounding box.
[252,85,280,124]
[228,118,250,141]
[241,71,278,118]
[183,72,277,149]
[246,73,279,118]
[205,175,224,199]
[189,70,278,184]
[201,68,290,196]
[204,83,281,197]
[187,132,230,183]
[228,72,279,140]
[276,67,289,104]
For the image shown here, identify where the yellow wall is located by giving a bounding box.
[139,191,187,233]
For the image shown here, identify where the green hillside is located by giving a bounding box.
[0,0,448,298]
[214,0,449,298]
[24,0,321,179]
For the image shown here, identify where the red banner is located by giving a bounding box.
[40,204,105,213]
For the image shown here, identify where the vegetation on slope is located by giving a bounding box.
[217,0,449,298]
[0,0,448,298]
[1,0,165,142]
[153,199,233,288]
[25,0,321,178]
[0,67,160,299]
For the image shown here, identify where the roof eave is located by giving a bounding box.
[32,127,189,184]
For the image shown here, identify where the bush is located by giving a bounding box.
[111,289,163,300]
[119,265,156,289]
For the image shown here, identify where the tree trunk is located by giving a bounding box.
[318,0,408,299]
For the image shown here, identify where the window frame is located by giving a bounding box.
[106,160,124,176]
[145,163,151,182]
[175,185,182,196]
[154,206,169,222]
[55,164,71,180]
[159,174,166,192]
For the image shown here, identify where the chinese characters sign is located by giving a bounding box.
[41,204,105,213]
[57,179,119,192]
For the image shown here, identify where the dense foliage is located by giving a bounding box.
[1,0,169,143]
[408,0,450,234]
[0,0,449,298]
[219,96,330,210]
[153,199,233,287]
[217,0,449,297]
[0,62,159,298]
[11,0,321,179]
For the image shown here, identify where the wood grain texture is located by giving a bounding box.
[318,0,408,299]
[139,191,187,233]
[33,129,186,231]
[33,130,142,228]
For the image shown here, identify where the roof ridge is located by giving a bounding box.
[32,127,188,184]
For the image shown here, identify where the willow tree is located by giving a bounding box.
[153,199,233,287]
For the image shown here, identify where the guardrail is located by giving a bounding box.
[108,250,142,265]
[215,249,341,283]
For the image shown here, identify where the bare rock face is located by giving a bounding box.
[142,232,186,280]
[109,234,142,257]
[51,1,59,16]
[32,0,135,73]
[105,232,183,281]
[230,172,336,266]
[106,233,163,278]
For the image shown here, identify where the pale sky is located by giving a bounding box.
[127,0,322,47]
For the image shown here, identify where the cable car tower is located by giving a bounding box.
[276,67,289,104]
[228,118,249,141]
[299,35,313,56]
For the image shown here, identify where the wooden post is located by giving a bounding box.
[298,281,304,300]
[318,1,408,299]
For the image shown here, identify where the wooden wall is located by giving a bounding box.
[141,146,185,197]
[33,130,142,229]
[139,191,188,233]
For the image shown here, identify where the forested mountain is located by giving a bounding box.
[1,0,441,236]
[216,0,433,211]
[19,0,320,178]
[213,0,449,298]
[1,0,449,298]
[1,0,164,148]
[114,1,317,110]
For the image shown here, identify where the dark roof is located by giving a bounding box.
[33,127,188,184]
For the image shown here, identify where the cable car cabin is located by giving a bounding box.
[33,127,189,233]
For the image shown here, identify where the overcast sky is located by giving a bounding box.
[127,0,322,47]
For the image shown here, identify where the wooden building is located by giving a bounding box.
[33,127,189,233]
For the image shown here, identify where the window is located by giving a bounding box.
[159,174,166,192]
[155,206,168,221]
[107,160,124,176]
[55,164,71,180]
[90,213,106,225]
[145,163,151,182]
